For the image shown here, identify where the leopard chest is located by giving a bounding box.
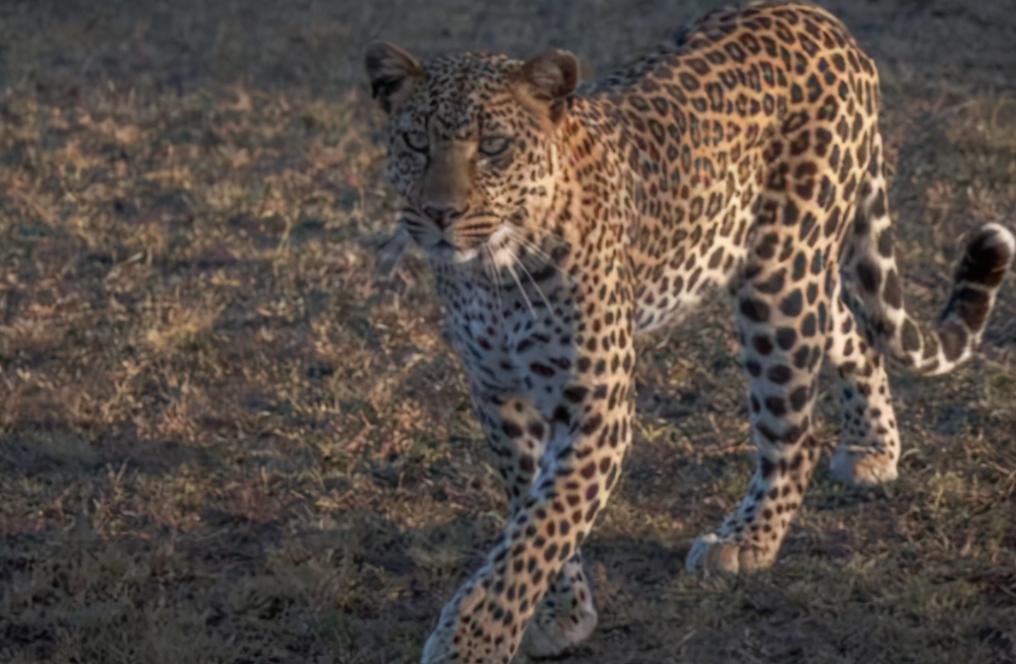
[440,281,576,403]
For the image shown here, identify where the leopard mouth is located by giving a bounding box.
[409,226,491,265]
[439,217,511,265]
[401,207,523,267]
[427,225,516,269]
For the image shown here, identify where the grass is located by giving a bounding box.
[1,1,1016,663]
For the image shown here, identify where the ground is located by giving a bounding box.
[1,1,1016,663]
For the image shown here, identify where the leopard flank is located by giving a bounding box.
[365,2,1016,662]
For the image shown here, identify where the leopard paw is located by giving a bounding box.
[685,533,774,574]
[521,603,598,659]
[829,446,898,488]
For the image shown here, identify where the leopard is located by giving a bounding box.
[364,2,1016,662]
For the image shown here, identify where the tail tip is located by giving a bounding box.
[976,222,1015,262]
[961,223,1016,288]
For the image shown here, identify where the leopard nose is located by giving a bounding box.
[423,202,469,229]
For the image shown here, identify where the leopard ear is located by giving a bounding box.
[365,42,426,113]
[517,48,579,125]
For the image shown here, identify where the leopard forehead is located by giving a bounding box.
[400,52,526,128]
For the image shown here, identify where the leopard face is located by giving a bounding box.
[368,44,579,269]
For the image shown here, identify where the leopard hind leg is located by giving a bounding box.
[825,274,901,487]
[687,217,829,573]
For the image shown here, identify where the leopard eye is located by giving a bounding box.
[479,136,510,157]
[403,131,429,152]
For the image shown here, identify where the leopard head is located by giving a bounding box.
[365,42,578,267]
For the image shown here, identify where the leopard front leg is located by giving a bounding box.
[686,253,827,574]
[478,397,599,658]
[422,384,633,664]
[422,318,633,664]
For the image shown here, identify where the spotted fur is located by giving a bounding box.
[365,2,1015,662]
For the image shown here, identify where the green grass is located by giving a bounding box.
[1,1,1016,663]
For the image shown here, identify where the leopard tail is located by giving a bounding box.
[842,135,1015,375]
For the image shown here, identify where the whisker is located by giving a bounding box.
[506,228,573,283]
[506,258,536,318]
[515,238,551,263]
[505,229,548,262]
[484,244,504,317]
[504,227,552,262]
[515,256,555,317]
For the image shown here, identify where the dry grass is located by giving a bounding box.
[1,1,1016,663]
